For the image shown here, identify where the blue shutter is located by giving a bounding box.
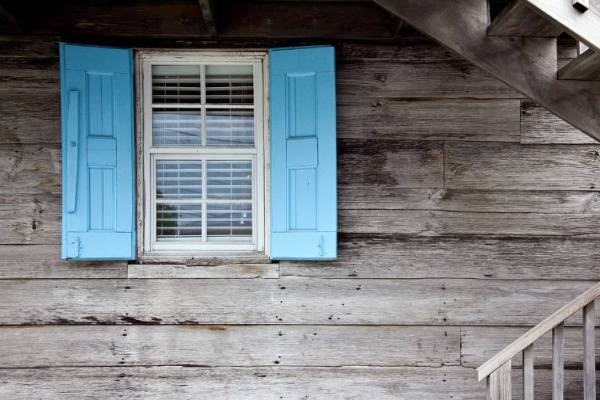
[269,46,337,260]
[60,43,135,260]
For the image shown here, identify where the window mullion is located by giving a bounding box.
[201,64,207,147]
[201,159,208,242]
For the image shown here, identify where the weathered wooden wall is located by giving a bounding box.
[1,32,599,399]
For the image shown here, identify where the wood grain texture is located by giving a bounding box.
[0,366,485,400]
[0,144,60,194]
[487,361,511,400]
[446,142,600,190]
[280,236,600,279]
[0,278,597,326]
[128,263,279,279]
[339,209,600,237]
[338,99,520,142]
[520,101,597,144]
[0,56,58,91]
[462,326,600,367]
[337,59,519,100]
[0,245,126,279]
[0,194,60,244]
[0,90,60,144]
[339,187,600,213]
[338,139,443,189]
[0,325,459,367]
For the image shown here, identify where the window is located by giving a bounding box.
[139,52,266,256]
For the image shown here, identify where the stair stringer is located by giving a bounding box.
[374,0,600,141]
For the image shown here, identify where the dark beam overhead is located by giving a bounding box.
[198,0,217,37]
[0,4,19,33]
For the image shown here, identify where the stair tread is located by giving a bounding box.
[488,0,563,37]
[559,49,600,81]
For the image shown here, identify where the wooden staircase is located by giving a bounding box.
[373,0,600,141]
[477,282,600,400]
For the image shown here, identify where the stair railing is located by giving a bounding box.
[478,282,600,400]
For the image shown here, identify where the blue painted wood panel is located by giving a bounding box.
[60,43,135,260]
[269,46,337,260]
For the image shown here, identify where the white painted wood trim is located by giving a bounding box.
[136,49,268,259]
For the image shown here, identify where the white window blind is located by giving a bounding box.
[142,53,265,255]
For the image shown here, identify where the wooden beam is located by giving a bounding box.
[488,0,563,37]
[374,0,600,142]
[198,0,217,37]
[558,49,600,80]
[524,0,600,53]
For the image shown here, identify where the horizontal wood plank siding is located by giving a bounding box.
[0,279,597,326]
[0,325,459,367]
[1,32,600,400]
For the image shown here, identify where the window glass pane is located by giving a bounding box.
[152,65,201,105]
[156,160,202,199]
[157,203,202,239]
[207,161,252,200]
[153,109,202,146]
[206,108,254,146]
[207,203,252,238]
[206,65,253,104]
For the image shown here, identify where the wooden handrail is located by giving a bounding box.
[478,281,600,382]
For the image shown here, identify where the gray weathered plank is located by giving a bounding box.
[462,326,600,367]
[128,263,279,279]
[337,59,520,100]
[0,278,597,326]
[583,302,596,400]
[280,237,600,280]
[520,101,597,144]
[446,142,600,190]
[487,361,511,400]
[338,99,520,142]
[0,35,58,58]
[340,209,600,237]
[0,144,60,194]
[1,365,594,400]
[0,91,60,144]
[0,245,126,279]
[338,139,443,189]
[0,194,60,244]
[0,57,58,91]
[553,323,565,400]
[0,325,459,368]
[339,187,600,213]
[0,366,485,400]
[522,345,534,400]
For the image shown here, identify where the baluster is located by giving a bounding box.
[583,301,596,400]
[553,323,565,400]
[522,344,534,400]
[487,361,512,400]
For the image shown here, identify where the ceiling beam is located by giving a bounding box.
[0,4,20,33]
[198,0,217,37]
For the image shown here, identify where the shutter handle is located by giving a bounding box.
[66,90,79,213]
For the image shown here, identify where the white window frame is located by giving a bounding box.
[137,50,268,258]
